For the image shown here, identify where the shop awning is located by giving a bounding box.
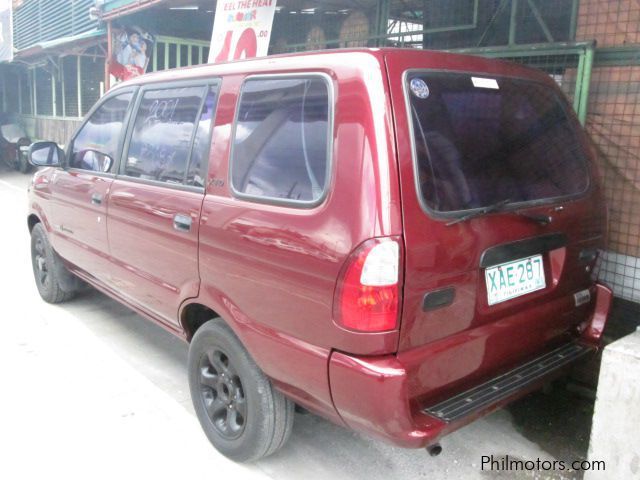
[14,28,106,59]
[102,0,167,20]
[101,0,213,20]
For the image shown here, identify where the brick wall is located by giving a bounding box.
[577,1,640,302]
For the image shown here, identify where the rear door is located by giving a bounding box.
[47,90,135,282]
[385,52,606,379]
[107,81,219,326]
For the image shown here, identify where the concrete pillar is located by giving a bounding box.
[586,329,640,479]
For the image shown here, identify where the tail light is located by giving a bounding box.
[333,237,402,332]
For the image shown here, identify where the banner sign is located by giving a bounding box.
[109,26,155,82]
[0,0,13,62]
[208,0,277,63]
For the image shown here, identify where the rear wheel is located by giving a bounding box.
[30,223,77,303]
[188,319,294,462]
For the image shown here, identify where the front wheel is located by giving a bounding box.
[188,319,294,462]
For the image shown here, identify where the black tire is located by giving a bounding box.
[30,223,77,303]
[188,319,294,462]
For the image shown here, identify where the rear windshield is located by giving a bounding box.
[406,72,590,213]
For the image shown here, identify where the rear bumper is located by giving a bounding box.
[579,283,613,346]
[328,282,612,448]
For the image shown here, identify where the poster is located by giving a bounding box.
[208,0,277,63]
[109,26,155,82]
[0,0,13,62]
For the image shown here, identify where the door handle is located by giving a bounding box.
[173,213,192,232]
[91,193,103,205]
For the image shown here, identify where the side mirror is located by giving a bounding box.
[28,141,64,167]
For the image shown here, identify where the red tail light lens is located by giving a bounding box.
[333,237,402,332]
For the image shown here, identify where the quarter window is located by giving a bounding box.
[231,77,330,204]
[70,92,133,173]
[124,86,207,184]
[186,86,218,187]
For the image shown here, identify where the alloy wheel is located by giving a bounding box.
[33,237,49,287]
[199,348,247,439]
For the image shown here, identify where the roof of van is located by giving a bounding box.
[112,47,553,91]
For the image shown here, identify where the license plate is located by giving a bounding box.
[485,255,545,305]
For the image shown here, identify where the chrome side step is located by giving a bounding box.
[423,342,592,423]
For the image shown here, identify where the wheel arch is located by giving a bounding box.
[27,213,41,233]
[179,296,343,426]
[180,301,224,342]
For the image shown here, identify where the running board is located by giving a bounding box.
[423,342,592,423]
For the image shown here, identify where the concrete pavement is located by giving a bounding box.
[0,165,599,480]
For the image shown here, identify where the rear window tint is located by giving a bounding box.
[231,77,331,204]
[407,72,590,213]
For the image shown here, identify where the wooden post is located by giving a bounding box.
[105,20,112,92]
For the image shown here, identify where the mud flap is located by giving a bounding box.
[52,249,85,293]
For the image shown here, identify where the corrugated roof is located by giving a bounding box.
[14,28,105,58]
[13,0,99,51]
[102,0,165,19]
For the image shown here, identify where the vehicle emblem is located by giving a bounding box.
[410,78,430,99]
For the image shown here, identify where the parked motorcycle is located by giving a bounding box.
[1,113,32,173]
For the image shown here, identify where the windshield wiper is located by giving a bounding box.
[446,198,553,226]
[446,199,512,226]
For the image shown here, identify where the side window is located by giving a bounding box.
[231,77,331,204]
[186,86,218,187]
[124,86,206,184]
[70,92,133,172]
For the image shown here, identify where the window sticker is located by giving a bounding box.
[472,77,499,89]
[410,78,430,99]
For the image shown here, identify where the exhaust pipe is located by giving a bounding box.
[426,443,442,457]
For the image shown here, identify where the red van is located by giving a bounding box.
[27,48,611,462]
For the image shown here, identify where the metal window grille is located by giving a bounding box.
[576,0,640,47]
[148,36,210,73]
[34,67,54,116]
[3,68,20,113]
[20,70,33,115]
[269,0,578,52]
[62,56,79,118]
[588,64,640,303]
[575,0,640,303]
[80,56,103,116]
[54,68,63,117]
